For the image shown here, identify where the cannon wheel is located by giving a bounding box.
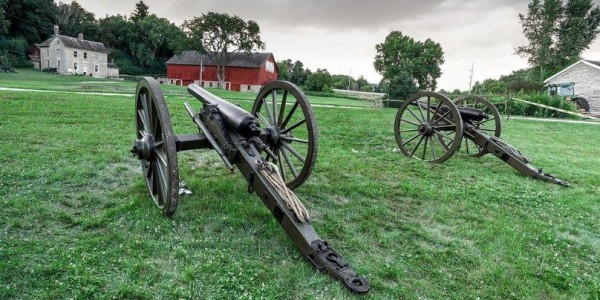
[453,95,502,157]
[394,92,463,163]
[134,77,179,216]
[252,81,318,190]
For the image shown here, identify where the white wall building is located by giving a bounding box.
[544,60,600,113]
[35,26,114,78]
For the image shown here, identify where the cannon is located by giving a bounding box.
[130,78,369,294]
[393,92,569,186]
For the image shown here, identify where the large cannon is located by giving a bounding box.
[393,92,569,186]
[130,78,369,294]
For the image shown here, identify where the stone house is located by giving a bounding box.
[35,26,112,78]
[544,59,600,112]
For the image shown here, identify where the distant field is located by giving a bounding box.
[0,71,598,299]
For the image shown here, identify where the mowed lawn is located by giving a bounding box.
[0,71,599,299]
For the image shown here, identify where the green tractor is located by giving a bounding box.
[546,82,590,112]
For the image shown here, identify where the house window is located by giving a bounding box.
[47,60,50,68]
[84,52,87,59]
[46,49,49,55]
[95,65,98,72]
[74,62,78,70]
[58,60,60,67]
[74,51,77,57]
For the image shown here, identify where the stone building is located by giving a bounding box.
[35,26,112,78]
[544,59,600,112]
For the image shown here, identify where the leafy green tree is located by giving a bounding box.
[555,0,600,66]
[0,0,10,34]
[183,12,265,88]
[277,59,292,81]
[57,1,99,40]
[374,31,444,91]
[129,15,186,68]
[3,0,58,45]
[356,75,370,91]
[290,60,310,86]
[331,74,355,90]
[305,68,332,92]
[384,71,418,100]
[130,1,149,24]
[516,0,600,80]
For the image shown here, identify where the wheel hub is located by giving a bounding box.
[131,135,157,161]
[418,122,434,136]
[265,126,281,146]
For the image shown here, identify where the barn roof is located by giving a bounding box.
[36,35,109,54]
[543,59,600,83]
[166,51,273,68]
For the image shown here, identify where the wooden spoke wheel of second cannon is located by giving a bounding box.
[134,77,179,216]
[252,81,318,190]
[394,92,463,163]
[452,95,501,158]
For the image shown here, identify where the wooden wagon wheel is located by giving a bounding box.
[252,81,318,190]
[394,92,463,163]
[132,77,179,216]
[453,95,501,158]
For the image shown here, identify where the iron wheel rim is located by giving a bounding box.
[135,77,179,216]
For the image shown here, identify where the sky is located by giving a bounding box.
[63,0,600,90]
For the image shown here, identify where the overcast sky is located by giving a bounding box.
[64,0,600,90]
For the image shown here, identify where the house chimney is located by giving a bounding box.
[54,25,59,36]
[78,33,84,40]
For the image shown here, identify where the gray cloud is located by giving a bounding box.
[66,0,600,89]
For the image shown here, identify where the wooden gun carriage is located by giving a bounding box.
[130,78,369,294]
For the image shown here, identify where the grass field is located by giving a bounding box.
[1,70,599,299]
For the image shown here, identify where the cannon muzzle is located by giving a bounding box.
[187,84,260,137]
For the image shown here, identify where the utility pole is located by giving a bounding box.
[468,62,474,94]
[348,69,352,91]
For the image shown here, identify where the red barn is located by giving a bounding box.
[166,51,279,92]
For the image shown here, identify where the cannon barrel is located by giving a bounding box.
[457,106,487,122]
[188,84,260,137]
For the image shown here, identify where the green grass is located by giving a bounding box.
[0,71,599,299]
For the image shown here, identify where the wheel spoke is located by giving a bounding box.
[256,112,271,127]
[402,133,422,146]
[410,136,426,156]
[478,118,495,125]
[432,110,456,127]
[430,137,438,160]
[415,100,427,122]
[434,124,456,130]
[422,136,428,160]
[465,137,471,154]
[281,101,299,129]
[280,147,299,177]
[282,136,309,144]
[282,119,306,134]
[272,90,278,126]
[400,117,421,127]
[138,109,150,134]
[277,150,287,181]
[278,91,288,127]
[281,141,306,163]
[261,97,275,125]
[426,96,431,121]
[398,129,420,133]
[406,107,424,123]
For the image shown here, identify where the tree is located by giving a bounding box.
[289,60,310,86]
[183,12,265,88]
[384,71,418,100]
[57,1,99,40]
[374,31,444,92]
[516,0,600,81]
[130,1,149,24]
[0,0,10,34]
[3,0,58,45]
[555,0,600,66]
[305,68,332,92]
[331,74,355,90]
[277,59,292,81]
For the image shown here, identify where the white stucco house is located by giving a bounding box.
[34,25,115,78]
[544,59,600,113]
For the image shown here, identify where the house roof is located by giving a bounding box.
[544,59,600,83]
[36,35,109,54]
[166,51,273,68]
[107,62,119,69]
